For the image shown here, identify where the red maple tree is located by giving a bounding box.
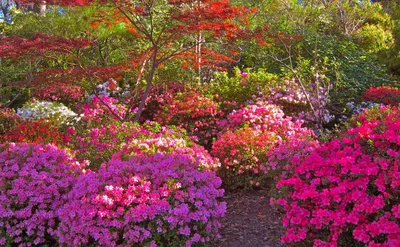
[2,0,253,121]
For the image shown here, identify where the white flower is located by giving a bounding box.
[17,100,79,125]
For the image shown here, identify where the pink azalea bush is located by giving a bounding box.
[75,95,128,124]
[0,143,86,246]
[274,105,400,246]
[66,120,196,169]
[212,101,316,190]
[56,136,225,247]
[268,78,333,126]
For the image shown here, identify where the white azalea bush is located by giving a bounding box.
[16,100,80,125]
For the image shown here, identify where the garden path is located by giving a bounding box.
[214,190,284,247]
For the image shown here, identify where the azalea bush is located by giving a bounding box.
[56,136,224,247]
[153,90,226,148]
[75,95,128,125]
[212,101,315,190]
[274,106,400,246]
[66,119,194,170]
[267,78,333,127]
[1,120,67,145]
[0,143,86,246]
[32,82,84,104]
[17,100,80,125]
[363,86,400,106]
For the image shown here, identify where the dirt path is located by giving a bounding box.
[214,190,285,247]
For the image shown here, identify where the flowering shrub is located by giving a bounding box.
[57,136,225,247]
[153,90,225,147]
[0,143,86,246]
[0,107,20,135]
[1,120,67,145]
[274,106,400,246]
[66,120,206,170]
[17,100,79,125]
[138,82,186,122]
[267,78,333,127]
[76,95,127,125]
[363,86,400,106]
[32,82,84,104]
[212,101,315,190]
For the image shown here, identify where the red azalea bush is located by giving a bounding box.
[56,136,225,247]
[32,82,84,104]
[153,90,226,148]
[0,120,67,145]
[0,143,86,246]
[274,105,400,246]
[211,101,316,190]
[363,86,400,106]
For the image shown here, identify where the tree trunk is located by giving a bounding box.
[134,51,157,122]
[34,1,46,16]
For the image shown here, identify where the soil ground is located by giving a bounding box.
[214,190,285,247]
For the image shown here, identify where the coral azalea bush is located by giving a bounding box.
[57,136,225,247]
[0,143,86,246]
[275,106,400,246]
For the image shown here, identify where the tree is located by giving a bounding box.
[2,0,252,121]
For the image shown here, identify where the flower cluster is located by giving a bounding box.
[1,120,67,145]
[153,90,225,148]
[0,143,86,246]
[275,106,400,246]
[268,78,333,126]
[17,100,79,125]
[66,120,197,170]
[56,136,225,247]
[212,101,315,190]
[76,95,127,124]
[32,82,84,104]
[363,86,400,106]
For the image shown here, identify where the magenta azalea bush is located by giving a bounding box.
[275,106,400,246]
[56,136,225,247]
[0,143,86,246]
[212,101,315,190]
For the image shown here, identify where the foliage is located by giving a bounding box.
[274,106,400,246]
[206,67,278,105]
[0,143,86,246]
[0,107,20,135]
